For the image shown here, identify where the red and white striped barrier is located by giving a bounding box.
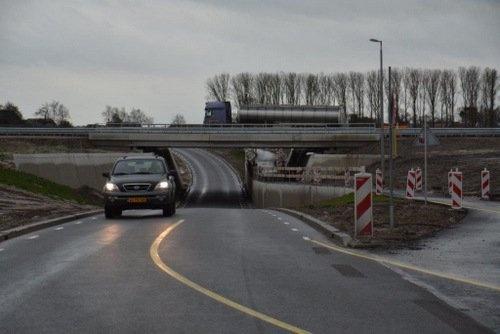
[448,169,453,194]
[481,168,490,200]
[451,171,463,209]
[415,167,422,191]
[354,173,373,237]
[406,169,416,199]
[375,169,383,195]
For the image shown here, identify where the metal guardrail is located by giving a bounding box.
[0,124,378,137]
[0,125,498,138]
[255,166,366,185]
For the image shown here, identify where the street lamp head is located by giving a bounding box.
[370,38,381,43]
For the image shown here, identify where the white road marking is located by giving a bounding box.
[54,226,64,230]
[91,217,97,220]
[74,221,82,225]
[277,217,282,220]
[291,228,299,232]
[27,235,39,240]
[0,248,4,252]
[302,236,310,241]
[284,222,290,225]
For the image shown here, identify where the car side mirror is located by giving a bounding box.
[102,172,110,178]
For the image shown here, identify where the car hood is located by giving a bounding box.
[110,174,166,185]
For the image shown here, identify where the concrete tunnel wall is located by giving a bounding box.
[13,153,153,191]
[252,180,352,209]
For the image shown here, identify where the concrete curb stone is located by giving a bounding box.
[0,209,103,242]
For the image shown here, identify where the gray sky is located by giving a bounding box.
[1,0,499,124]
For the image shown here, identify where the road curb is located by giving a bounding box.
[0,209,103,243]
[274,208,353,247]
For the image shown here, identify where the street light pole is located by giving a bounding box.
[370,39,384,180]
[388,66,394,229]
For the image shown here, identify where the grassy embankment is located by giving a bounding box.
[0,166,98,205]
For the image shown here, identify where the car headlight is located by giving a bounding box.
[104,182,119,192]
[154,181,170,191]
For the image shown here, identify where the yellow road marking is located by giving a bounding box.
[309,239,500,292]
[150,220,311,334]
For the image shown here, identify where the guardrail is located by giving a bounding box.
[255,166,366,185]
[0,125,498,138]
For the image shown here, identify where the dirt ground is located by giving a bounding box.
[302,196,467,249]
[209,148,246,179]
[0,185,97,231]
[351,137,500,197]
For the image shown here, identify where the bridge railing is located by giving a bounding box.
[254,166,366,186]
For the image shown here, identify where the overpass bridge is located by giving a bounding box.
[0,124,380,148]
[1,124,499,148]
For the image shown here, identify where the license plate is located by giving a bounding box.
[128,197,147,203]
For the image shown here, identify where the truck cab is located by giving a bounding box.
[203,101,232,124]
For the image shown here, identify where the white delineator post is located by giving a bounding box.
[375,168,383,195]
[448,169,453,195]
[354,173,373,237]
[481,168,490,200]
[416,167,422,191]
[451,171,463,209]
[406,169,416,199]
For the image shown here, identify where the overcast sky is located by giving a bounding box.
[1,0,499,124]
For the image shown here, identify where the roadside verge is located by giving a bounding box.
[0,209,103,242]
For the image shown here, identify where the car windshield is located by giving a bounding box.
[112,159,165,175]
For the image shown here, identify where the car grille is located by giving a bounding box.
[123,183,151,192]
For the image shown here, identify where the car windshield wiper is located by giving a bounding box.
[112,172,130,176]
[134,172,153,175]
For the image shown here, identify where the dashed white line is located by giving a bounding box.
[74,221,82,225]
[291,228,299,232]
[277,217,282,220]
[91,217,97,220]
[27,235,39,240]
[0,248,4,252]
[54,226,64,231]
[284,222,290,225]
[302,236,310,241]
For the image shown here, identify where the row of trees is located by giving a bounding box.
[0,101,72,127]
[101,106,154,124]
[206,67,498,127]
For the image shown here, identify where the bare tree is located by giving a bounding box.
[269,73,283,105]
[129,108,154,124]
[283,72,302,105]
[407,69,421,127]
[480,68,498,127]
[206,73,230,101]
[459,66,481,126]
[423,69,441,127]
[231,72,253,108]
[366,71,380,121]
[36,100,70,125]
[317,73,335,105]
[171,114,186,125]
[333,73,348,121]
[304,74,320,105]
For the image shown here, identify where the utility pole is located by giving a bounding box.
[388,66,395,229]
[424,114,428,205]
[370,39,384,180]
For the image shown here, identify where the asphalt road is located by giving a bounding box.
[0,148,492,333]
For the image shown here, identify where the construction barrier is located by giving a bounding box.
[481,168,490,200]
[451,171,463,209]
[354,173,373,237]
[406,169,416,199]
[375,169,383,195]
[448,169,453,194]
[416,167,422,191]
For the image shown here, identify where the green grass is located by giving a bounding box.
[0,167,95,205]
[317,193,402,208]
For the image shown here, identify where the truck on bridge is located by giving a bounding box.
[203,102,343,125]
